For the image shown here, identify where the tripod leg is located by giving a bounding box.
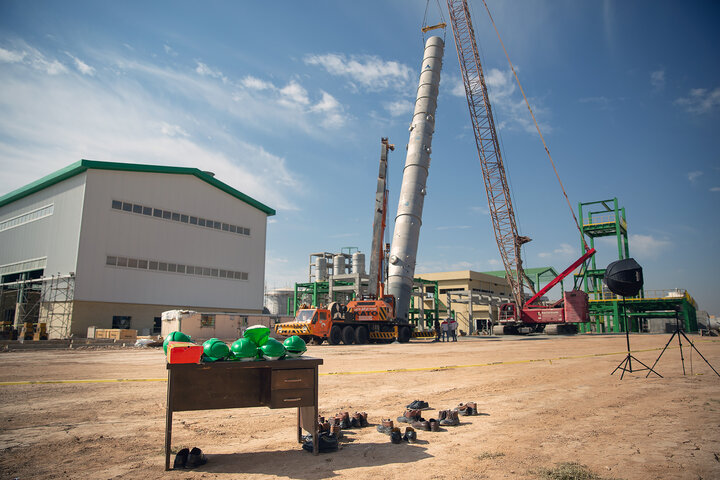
[629,354,662,378]
[679,331,720,378]
[646,332,676,378]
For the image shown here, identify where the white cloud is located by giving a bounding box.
[710,187,720,192]
[628,234,671,260]
[675,87,720,114]
[0,47,25,63]
[279,80,310,106]
[159,122,189,138]
[687,170,703,182]
[650,69,665,90]
[310,91,347,128]
[241,75,274,91]
[195,61,227,83]
[304,53,413,91]
[538,243,575,260]
[65,52,95,76]
[451,67,552,134]
[0,42,67,75]
[385,99,413,117]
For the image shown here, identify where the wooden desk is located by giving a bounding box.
[165,356,323,470]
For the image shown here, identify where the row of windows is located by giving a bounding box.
[111,200,251,236]
[106,255,249,281]
[0,257,47,276]
[0,204,54,233]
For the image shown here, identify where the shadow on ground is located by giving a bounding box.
[190,442,433,478]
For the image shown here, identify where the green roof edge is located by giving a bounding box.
[0,159,275,216]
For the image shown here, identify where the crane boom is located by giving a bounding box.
[446,0,530,308]
[368,138,393,298]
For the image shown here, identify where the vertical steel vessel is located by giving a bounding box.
[387,35,444,321]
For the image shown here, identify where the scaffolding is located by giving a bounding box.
[0,273,75,339]
[576,199,697,333]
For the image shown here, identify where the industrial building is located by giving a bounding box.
[0,160,274,338]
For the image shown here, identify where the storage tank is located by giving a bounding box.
[352,252,366,275]
[333,254,345,276]
[316,257,328,282]
[265,289,294,315]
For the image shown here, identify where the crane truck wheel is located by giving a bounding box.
[342,326,355,345]
[398,326,411,343]
[328,325,343,345]
[354,325,369,344]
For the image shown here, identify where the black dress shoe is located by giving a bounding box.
[186,447,207,468]
[302,433,339,453]
[173,448,189,469]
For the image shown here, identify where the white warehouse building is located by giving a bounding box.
[0,160,275,338]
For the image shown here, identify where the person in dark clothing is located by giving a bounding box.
[433,318,441,342]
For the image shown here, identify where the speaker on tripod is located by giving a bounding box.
[604,258,661,379]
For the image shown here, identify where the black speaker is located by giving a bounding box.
[604,258,643,297]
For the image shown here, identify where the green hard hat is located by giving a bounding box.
[163,331,192,354]
[230,338,257,361]
[283,336,307,357]
[259,337,286,360]
[243,325,270,346]
[202,338,230,362]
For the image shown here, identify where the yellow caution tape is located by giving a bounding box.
[1,339,717,386]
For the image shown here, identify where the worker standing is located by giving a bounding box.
[441,318,449,342]
[433,319,441,342]
[449,317,458,342]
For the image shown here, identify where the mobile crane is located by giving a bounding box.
[274,139,415,344]
[445,0,596,333]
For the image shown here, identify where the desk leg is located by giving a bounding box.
[165,369,173,471]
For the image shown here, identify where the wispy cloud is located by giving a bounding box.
[675,87,720,114]
[65,52,95,76]
[628,234,671,260]
[163,44,177,57]
[538,243,575,260]
[385,99,413,117]
[687,170,703,182]
[304,53,413,92]
[650,69,665,90]
[470,205,489,215]
[0,40,366,210]
[710,186,720,192]
[450,67,552,134]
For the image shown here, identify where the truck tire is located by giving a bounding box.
[342,325,355,345]
[355,325,369,344]
[398,326,411,343]
[329,325,342,345]
[309,335,323,345]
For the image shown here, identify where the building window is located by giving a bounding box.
[106,255,248,282]
[111,200,122,210]
[132,204,142,214]
[200,315,215,327]
[112,316,132,329]
[0,204,55,233]
[153,208,162,218]
[190,216,198,225]
[106,256,117,266]
[162,210,171,220]
[122,202,132,212]
[142,206,152,216]
[153,317,162,334]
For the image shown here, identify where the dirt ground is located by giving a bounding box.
[1,333,719,480]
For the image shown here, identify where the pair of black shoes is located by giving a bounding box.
[173,447,207,469]
[302,432,339,453]
[406,400,429,410]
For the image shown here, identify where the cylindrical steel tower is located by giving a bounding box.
[387,35,444,322]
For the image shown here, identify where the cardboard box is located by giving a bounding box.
[167,342,204,364]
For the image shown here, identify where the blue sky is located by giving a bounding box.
[1,1,719,314]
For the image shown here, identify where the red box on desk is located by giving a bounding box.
[167,342,204,364]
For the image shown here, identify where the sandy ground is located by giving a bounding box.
[1,333,719,480]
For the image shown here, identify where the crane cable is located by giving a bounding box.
[480,0,590,252]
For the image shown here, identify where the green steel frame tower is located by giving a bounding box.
[577,198,697,333]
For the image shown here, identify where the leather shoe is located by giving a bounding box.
[186,447,207,468]
[403,426,417,443]
[173,448,189,469]
[302,433,339,453]
[390,427,402,444]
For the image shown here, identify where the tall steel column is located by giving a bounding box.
[387,36,444,322]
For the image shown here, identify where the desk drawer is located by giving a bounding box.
[270,388,314,408]
[272,368,314,390]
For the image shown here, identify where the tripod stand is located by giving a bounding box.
[646,311,720,378]
[612,297,662,379]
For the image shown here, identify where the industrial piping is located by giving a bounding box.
[387,36,444,322]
